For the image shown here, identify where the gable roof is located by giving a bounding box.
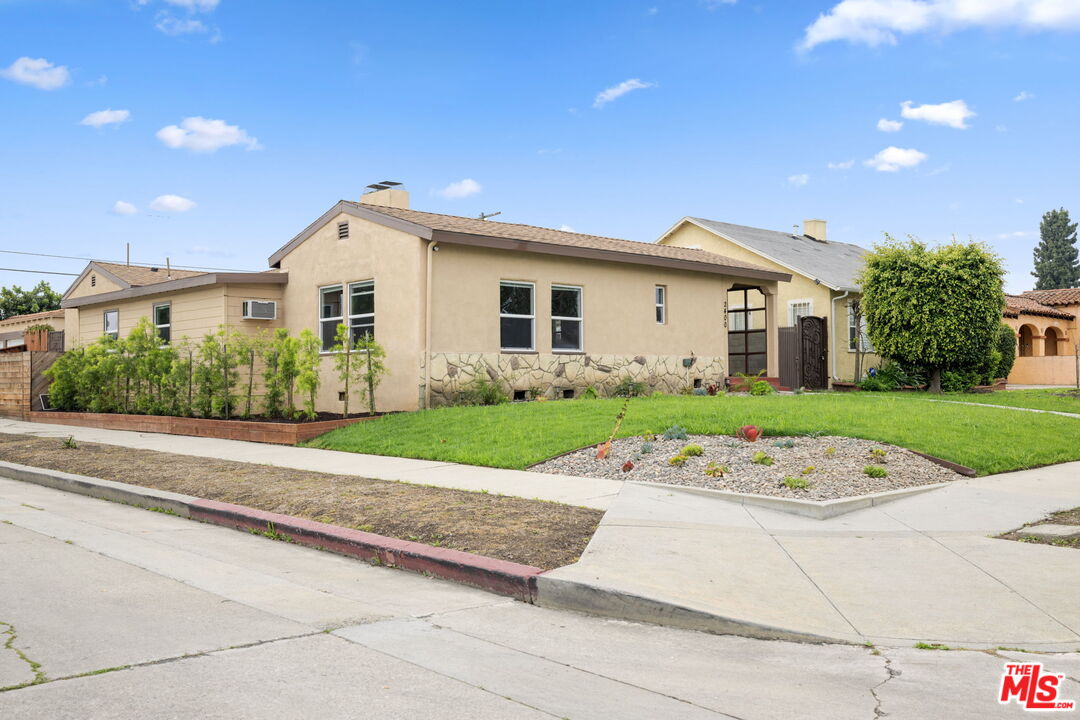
[1004,294,1075,320]
[61,270,286,309]
[268,202,791,282]
[1022,287,1080,306]
[62,261,207,301]
[658,217,868,292]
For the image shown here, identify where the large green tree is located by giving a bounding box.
[0,281,61,320]
[1032,208,1080,290]
[859,237,1005,393]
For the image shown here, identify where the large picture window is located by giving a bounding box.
[349,280,374,342]
[551,285,582,352]
[727,287,767,375]
[103,310,119,340]
[153,303,171,344]
[500,282,534,351]
[319,285,343,350]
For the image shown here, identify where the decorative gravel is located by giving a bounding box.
[530,435,961,501]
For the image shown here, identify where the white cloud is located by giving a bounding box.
[864,146,928,172]
[788,173,810,186]
[900,99,975,129]
[0,57,71,90]
[437,179,482,199]
[827,159,856,169]
[996,230,1033,239]
[149,194,196,212]
[800,0,1080,51]
[86,75,108,88]
[80,109,131,128]
[559,224,576,232]
[111,201,137,216]
[156,117,261,152]
[703,0,738,7]
[1014,90,1034,101]
[165,0,219,10]
[593,78,655,109]
[877,117,903,132]
[156,15,208,35]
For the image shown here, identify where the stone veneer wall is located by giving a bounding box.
[424,352,726,406]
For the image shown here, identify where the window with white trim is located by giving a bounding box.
[319,285,343,350]
[848,304,873,352]
[103,310,118,340]
[153,303,171,344]
[500,282,534,351]
[551,285,582,352]
[788,300,812,326]
[655,285,666,324]
[349,280,374,342]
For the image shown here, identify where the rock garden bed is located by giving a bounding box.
[531,433,961,501]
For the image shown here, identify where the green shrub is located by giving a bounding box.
[460,369,510,406]
[640,441,654,454]
[612,376,649,398]
[801,465,815,475]
[750,379,774,396]
[858,375,891,392]
[704,462,728,477]
[663,424,688,440]
[681,444,704,457]
[668,455,688,467]
[581,385,599,400]
[863,465,888,478]
[782,476,811,490]
[772,438,795,449]
[995,323,1017,380]
[751,451,774,466]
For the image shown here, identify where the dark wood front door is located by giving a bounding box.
[799,316,828,389]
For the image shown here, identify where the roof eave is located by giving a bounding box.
[61,272,287,309]
[431,230,792,282]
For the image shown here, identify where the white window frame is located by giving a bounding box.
[499,281,535,352]
[848,304,874,353]
[153,302,171,344]
[103,309,119,340]
[348,280,374,342]
[728,302,746,331]
[655,285,667,325]
[551,284,583,353]
[788,299,813,327]
[319,284,344,351]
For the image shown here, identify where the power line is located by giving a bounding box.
[0,267,79,276]
[0,248,256,273]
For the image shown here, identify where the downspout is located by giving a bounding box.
[830,290,850,382]
[423,239,436,409]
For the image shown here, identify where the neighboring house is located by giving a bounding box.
[0,309,65,352]
[61,261,287,348]
[1004,289,1078,386]
[657,217,875,388]
[62,189,791,412]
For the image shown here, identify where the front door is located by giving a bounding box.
[799,316,828,389]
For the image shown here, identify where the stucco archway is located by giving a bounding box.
[1044,326,1061,356]
[1018,324,1036,357]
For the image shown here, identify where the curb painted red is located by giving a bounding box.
[188,499,542,601]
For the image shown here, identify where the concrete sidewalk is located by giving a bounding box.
[538,462,1080,651]
[0,419,620,510]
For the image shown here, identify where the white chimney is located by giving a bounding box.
[803,218,827,242]
[360,188,409,209]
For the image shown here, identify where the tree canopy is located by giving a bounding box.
[1032,208,1080,290]
[0,281,62,320]
[859,237,1005,392]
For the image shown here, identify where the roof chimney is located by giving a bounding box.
[360,181,409,209]
[803,219,827,243]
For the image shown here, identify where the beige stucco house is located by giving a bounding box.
[0,309,65,352]
[1004,289,1078,385]
[656,217,877,388]
[62,189,791,412]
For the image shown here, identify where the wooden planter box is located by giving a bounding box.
[27,411,377,445]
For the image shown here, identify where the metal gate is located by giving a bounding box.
[779,317,828,390]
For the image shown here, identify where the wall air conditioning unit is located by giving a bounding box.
[242,300,277,320]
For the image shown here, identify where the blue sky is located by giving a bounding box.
[2,0,1080,295]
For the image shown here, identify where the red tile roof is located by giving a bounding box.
[1004,294,1075,320]
[1022,287,1080,306]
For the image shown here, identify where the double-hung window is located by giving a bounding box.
[153,303,171,344]
[551,285,582,352]
[655,285,666,324]
[848,305,873,352]
[499,282,534,351]
[349,281,374,342]
[103,310,119,340]
[319,285,344,351]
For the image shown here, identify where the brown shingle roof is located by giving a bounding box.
[95,261,205,287]
[0,309,64,327]
[1004,294,1075,320]
[343,203,785,278]
[1022,287,1080,306]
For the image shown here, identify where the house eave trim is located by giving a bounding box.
[60,272,288,308]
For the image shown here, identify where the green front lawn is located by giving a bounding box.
[927,388,1080,415]
[307,393,1080,475]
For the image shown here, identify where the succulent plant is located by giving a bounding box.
[737,425,761,442]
